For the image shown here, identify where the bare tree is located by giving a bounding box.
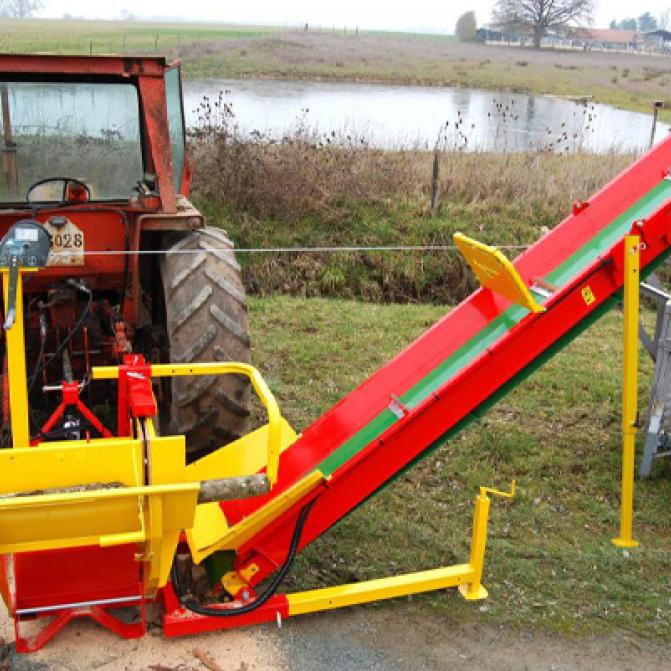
[455,11,477,42]
[492,0,594,48]
[0,0,43,18]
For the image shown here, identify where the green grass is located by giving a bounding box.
[0,18,275,56]
[249,296,671,638]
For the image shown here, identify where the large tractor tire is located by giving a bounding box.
[160,227,250,457]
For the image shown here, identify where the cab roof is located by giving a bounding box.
[0,54,174,78]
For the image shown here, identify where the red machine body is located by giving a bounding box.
[161,135,671,633]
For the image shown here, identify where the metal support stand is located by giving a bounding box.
[1,267,33,447]
[613,236,640,548]
[639,273,671,477]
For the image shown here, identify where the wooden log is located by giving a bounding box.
[197,474,269,503]
[192,648,224,671]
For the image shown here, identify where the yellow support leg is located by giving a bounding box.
[613,235,640,548]
[2,269,31,448]
[281,482,514,618]
[459,481,515,600]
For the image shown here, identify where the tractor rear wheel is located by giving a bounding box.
[160,227,250,458]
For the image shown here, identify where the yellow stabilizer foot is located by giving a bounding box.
[458,583,489,601]
[611,537,640,548]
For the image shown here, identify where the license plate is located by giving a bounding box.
[44,219,85,267]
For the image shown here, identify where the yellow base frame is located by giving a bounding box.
[279,482,515,617]
[288,564,476,615]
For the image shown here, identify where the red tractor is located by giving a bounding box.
[0,54,250,454]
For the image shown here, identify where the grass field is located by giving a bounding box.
[0,18,275,55]
[248,295,671,638]
[3,18,671,117]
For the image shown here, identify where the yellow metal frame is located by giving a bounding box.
[284,481,515,616]
[454,232,545,313]
[0,430,200,595]
[93,361,284,487]
[612,236,640,548]
[0,263,301,599]
[0,268,206,596]
[2,268,37,448]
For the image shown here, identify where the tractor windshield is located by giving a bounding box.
[0,80,144,203]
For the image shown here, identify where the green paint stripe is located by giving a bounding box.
[347,294,620,515]
[318,180,671,476]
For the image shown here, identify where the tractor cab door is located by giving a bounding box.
[164,65,189,197]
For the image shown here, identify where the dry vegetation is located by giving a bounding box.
[190,112,632,302]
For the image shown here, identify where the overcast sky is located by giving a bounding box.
[36,1,671,33]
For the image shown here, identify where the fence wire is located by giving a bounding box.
[49,244,531,258]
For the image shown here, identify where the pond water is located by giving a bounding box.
[182,78,670,153]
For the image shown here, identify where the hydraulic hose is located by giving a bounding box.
[28,283,92,394]
[171,498,316,617]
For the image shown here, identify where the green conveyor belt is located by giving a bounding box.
[318,179,671,477]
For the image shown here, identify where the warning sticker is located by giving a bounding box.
[581,286,596,306]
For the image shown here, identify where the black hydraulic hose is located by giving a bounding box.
[27,326,47,395]
[171,499,316,617]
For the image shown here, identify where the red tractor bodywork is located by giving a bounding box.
[0,55,203,427]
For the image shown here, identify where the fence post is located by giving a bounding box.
[650,100,664,149]
[430,149,440,215]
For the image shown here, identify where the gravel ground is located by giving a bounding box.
[2,600,670,671]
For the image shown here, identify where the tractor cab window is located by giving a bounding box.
[0,81,143,203]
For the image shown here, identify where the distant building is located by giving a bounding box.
[480,25,671,54]
[569,28,642,50]
[644,29,671,51]
[475,28,500,42]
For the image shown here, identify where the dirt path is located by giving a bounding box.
[278,606,669,671]
[2,602,669,671]
[0,607,284,671]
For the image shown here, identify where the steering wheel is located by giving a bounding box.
[26,177,91,206]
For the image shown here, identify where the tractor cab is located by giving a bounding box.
[0,54,187,211]
[0,55,250,458]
